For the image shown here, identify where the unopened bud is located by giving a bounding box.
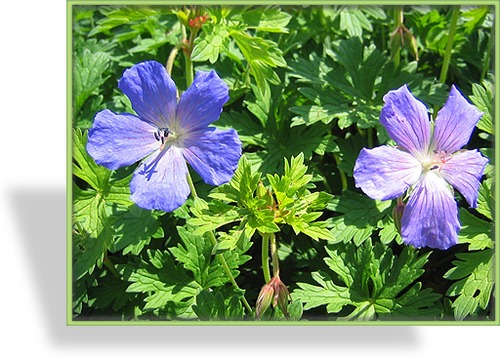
[403,28,419,61]
[256,284,274,319]
[393,196,405,234]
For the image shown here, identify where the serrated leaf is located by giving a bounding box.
[109,205,164,255]
[73,42,111,115]
[293,241,439,320]
[444,249,494,320]
[241,7,292,33]
[458,208,493,250]
[470,80,494,135]
[476,178,494,221]
[121,250,201,317]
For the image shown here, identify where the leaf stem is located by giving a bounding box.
[207,230,253,313]
[480,15,495,82]
[439,6,460,84]
[103,251,121,279]
[261,232,271,283]
[333,153,348,191]
[185,169,252,314]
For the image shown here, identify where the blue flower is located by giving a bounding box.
[353,85,488,250]
[87,60,242,212]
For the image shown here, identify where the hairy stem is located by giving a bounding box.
[270,233,279,277]
[261,233,271,283]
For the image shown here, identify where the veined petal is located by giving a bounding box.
[432,85,483,154]
[354,146,422,201]
[181,127,242,186]
[440,149,488,208]
[118,60,177,128]
[401,171,460,250]
[87,109,159,170]
[130,146,190,212]
[176,71,229,133]
[380,85,431,158]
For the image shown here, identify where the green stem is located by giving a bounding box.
[439,6,460,84]
[480,15,494,82]
[392,5,403,69]
[333,153,348,191]
[367,127,374,149]
[207,230,253,313]
[186,169,199,200]
[185,170,252,314]
[261,233,271,283]
[166,45,180,76]
[103,251,121,279]
[270,234,279,277]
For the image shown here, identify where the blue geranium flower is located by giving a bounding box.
[353,85,488,250]
[87,60,242,212]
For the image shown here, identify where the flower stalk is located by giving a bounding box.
[186,169,252,314]
[439,6,460,84]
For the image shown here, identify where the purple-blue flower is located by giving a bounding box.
[353,85,488,250]
[87,60,242,212]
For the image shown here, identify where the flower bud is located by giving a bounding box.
[393,196,405,234]
[255,283,274,319]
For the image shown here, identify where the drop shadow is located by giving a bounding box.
[11,186,419,350]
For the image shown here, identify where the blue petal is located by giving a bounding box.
[87,109,159,170]
[432,85,483,154]
[380,85,431,158]
[130,146,190,212]
[176,71,229,133]
[354,146,422,201]
[181,127,242,185]
[118,60,178,128]
[401,171,460,250]
[440,149,489,208]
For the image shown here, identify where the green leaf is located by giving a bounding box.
[476,178,494,221]
[73,40,111,115]
[121,250,201,317]
[458,208,493,250]
[241,7,292,33]
[470,80,494,135]
[444,249,494,320]
[191,26,230,63]
[192,290,244,321]
[109,205,165,255]
[326,190,392,245]
[292,241,440,320]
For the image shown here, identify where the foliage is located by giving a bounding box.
[71,4,496,323]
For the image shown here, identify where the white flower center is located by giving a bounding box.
[421,150,451,174]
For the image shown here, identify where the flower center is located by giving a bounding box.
[153,127,172,144]
[422,150,451,173]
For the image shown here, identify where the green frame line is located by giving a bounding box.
[66,0,500,326]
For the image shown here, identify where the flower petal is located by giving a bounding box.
[440,149,488,208]
[432,85,483,154]
[130,146,190,212]
[380,85,431,158]
[181,127,242,185]
[118,60,178,128]
[87,109,159,170]
[353,146,422,201]
[176,70,229,133]
[401,171,460,250]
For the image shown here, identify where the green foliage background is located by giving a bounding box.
[70,3,496,323]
